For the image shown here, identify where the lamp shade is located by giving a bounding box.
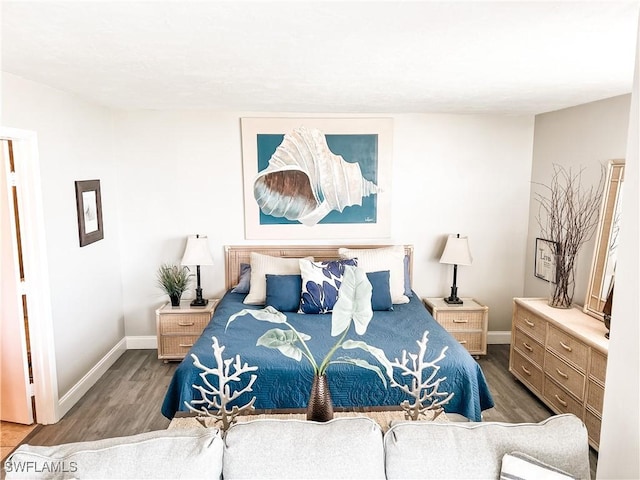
[181,235,214,266]
[439,235,473,266]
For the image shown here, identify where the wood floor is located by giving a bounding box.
[10,345,597,477]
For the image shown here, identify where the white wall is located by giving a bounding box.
[115,111,534,337]
[1,73,125,398]
[524,95,631,303]
[597,18,640,478]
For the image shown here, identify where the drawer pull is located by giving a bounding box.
[458,340,468,345]
[559,341,573,352]
[521,365,531,376]
[524,319,535,327]
[453,318,468,323]
[555,368,569,379]
[522,342,533,352]
[554,394,568,407]
[178,322,195,327]
[179,343,194,348]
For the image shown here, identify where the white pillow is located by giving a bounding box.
[500,451,576,480]
[243,252,312,305]
[339,245,409,304]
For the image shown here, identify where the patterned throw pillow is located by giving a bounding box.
[299,258,358,314]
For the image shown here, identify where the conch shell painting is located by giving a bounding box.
[253,127,380,226]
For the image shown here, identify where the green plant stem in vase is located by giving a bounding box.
[157,263,191,307]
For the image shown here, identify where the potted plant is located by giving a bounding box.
[157,263,191,307]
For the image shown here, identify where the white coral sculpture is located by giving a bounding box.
[184,336,258,431]
[343,330,453,421]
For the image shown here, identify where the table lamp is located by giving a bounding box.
[439,234,473,305]
[181,234,214,307]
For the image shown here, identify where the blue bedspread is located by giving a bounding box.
[162,291,494,421]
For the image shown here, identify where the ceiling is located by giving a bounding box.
[2,1,639,114]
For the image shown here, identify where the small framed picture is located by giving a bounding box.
[75,180,104,247]
[534,237,556,282]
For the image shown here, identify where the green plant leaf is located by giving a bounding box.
[330,358,387,387]
[331,266,373,336]
[226,306,287,330]
[256,328,310,362]
[342,339,394,379]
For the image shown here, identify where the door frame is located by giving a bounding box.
[1,127,59,424]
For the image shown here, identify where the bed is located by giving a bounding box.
[162,245,494,421]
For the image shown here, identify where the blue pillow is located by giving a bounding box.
[265,274,302,312]
[367,271,393,311]
[231,263,251,294]
[299,258,358,314]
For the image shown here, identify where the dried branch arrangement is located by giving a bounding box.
[185,336,258,431]
[386,331,453,421]
[535,165,604,308]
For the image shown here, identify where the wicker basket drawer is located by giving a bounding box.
[547,325,589,370]
[513,306,547,343]
[160,335,199,357]
[450,331,484,354]
[544,351,585,401]
[543,376,583,417]
[510,349,543,394]
[590,349,607,383]
[513,328,544,367]
[587,378,605,414]
[436,310,484,331]
[584,407,602,449]
[159,314,210,335]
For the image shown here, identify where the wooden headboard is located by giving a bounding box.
[224,245,414,290]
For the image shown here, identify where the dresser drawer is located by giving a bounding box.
[584,407,602,449]
[547,325,589,370]
[544,351,585,401]
[590,349,607,383]
[160,335,199,357]
[543,376,583,418]
[159,314,210,335]
[450,331,485,354]
[513,328,544,367]
[436,310,484,331]
[510,349,543,394]
[513,306,547,343]
[587,378,605,414]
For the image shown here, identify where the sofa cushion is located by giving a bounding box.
[223,417,385,479]
[383,414,589,480]
[4,428,222,479]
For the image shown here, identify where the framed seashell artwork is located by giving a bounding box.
[241,117,393,240]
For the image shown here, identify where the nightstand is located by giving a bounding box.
[156,300,219,362]
[423,297,488,356]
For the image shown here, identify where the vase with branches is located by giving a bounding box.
[535,165,604,308]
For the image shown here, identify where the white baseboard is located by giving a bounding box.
[488,331,511,344]
[126,335,158,349]
[57,338,127,418]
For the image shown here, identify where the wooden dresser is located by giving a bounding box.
[509,298,609,450]
[156,300,218,362]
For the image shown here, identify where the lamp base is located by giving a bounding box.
[190,297,209,307]
[444,296,463,305]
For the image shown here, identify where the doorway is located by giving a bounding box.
[0,127,59,426]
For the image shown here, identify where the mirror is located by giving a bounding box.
[584,159,624,319]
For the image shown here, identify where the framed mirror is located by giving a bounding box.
[584,159,624,319]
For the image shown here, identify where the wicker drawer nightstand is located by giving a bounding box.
[156,300,218,362]
[422,297,488,356]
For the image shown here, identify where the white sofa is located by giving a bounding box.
[4,414,590,479]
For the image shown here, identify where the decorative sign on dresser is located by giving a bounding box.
[423,297,488,357]
[156,300,219,362]
[509,298,608,450]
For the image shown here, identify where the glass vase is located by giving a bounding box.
[549,253,576,309]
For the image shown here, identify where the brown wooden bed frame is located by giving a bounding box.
[224,244,413,291]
